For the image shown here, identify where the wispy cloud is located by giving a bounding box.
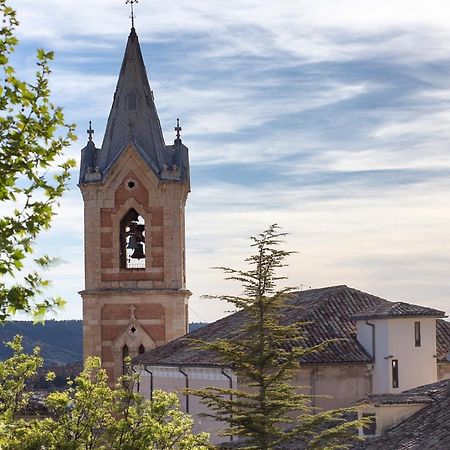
[8,0,450,321]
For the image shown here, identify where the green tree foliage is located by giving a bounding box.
[0,335,43,421]
[191,225,367,449]
[0,0,76,321]
[0,339,209,449]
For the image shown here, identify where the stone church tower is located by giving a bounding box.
[78,26,190,382]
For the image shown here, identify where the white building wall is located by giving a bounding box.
[370,319,390,394]
[363,317,438,394]
[356,320,374,357]
[136,365,236,445]
[358,403,426,437]
[386,317,437,393]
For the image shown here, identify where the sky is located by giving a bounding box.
[9,0,450,322]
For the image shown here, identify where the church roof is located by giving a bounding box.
[133,285,450,367]
[79,28,190,185]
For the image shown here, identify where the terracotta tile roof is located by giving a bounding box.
[359,380,450,449]
[359,392,433,406]
[133,285,450,367]
[352,302,445,320]
[437,319,450,361]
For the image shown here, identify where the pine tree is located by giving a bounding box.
[191,225,366,450]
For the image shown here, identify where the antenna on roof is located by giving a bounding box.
[126,0,138,29]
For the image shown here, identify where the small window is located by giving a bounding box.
[362,413,377,436]
[392,359,399,388]
[138,344,145,354]
[415,322,421,347]
[127,92,137,111]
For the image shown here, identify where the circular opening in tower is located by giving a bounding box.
[128,180,135,189]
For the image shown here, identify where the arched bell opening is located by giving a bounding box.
[138,344,145,355]
[120,208,146,269]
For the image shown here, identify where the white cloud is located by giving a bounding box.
[13,0,450,64]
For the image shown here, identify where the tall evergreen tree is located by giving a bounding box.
[192,225,366,449]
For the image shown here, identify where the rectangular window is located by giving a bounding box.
[415,321,421,347]
[392,359,399,388]
[362,413,377,436]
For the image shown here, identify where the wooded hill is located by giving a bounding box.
[0,321,207,366]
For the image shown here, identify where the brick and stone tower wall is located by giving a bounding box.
[78,27,190,382]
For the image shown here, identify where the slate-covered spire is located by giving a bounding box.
[79,27,190,186]
[97,27,167,178]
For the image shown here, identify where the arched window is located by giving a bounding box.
[122,344,129,375]
[138,344,145,355]
[122,344,129,362]
[120,209,145,269]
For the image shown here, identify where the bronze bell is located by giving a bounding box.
[127,235,138,249]
[131,242,145,259]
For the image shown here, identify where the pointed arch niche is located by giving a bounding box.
[120,208,146,269]
[113,318,156,378]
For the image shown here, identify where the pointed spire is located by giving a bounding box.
[97,27,167,177]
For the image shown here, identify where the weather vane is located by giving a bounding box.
[175,118,182,140]
[126,0,138,28]
[87,121,94,141]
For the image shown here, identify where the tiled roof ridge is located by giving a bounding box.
[352,299,446,320]
[403,378,450,396]
[363,392,433,405]
[287,285,350,309]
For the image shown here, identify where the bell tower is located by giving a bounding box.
[78,26,190,382]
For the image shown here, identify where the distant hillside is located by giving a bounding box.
[0,320,208,366]
[0,320,83,366]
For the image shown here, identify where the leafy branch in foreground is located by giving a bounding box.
[191,224,367,450]
[0,342,210,450]
[0,0,77,321]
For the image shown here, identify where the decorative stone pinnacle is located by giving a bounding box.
[130,304,136,320]
[175,118,182,140]
[87,121,94,141]
[126,0,138,28]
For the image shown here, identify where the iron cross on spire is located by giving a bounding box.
[175,118,182,140]
[87,121,94,141]
[126,0,138,28]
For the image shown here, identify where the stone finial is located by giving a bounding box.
[175,118,182,141]
[126,0,138,29]
[130,304,136,321]
[87,121,94,141]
